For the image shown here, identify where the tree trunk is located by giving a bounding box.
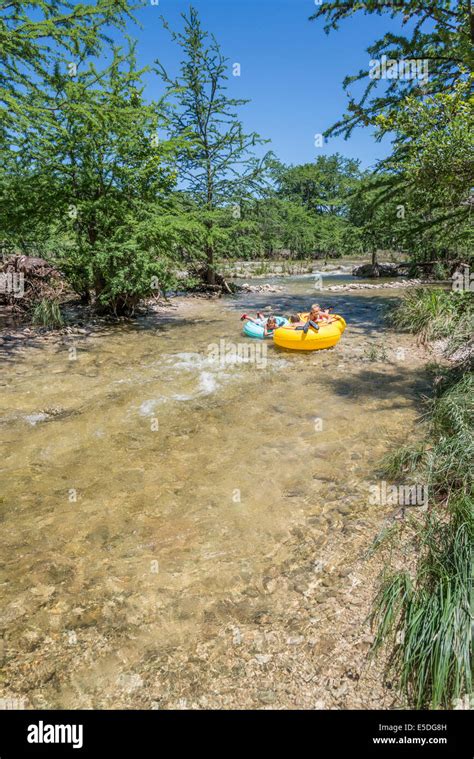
[87,222,107,305]
[371,248,380,277]
[93,271,106,298]
[204,209,215,285]
[205,243,216,286]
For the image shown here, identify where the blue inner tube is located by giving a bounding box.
[243,316,289,339]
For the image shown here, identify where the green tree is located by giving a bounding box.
[270,155,365,259]
[2,43,181,313]
[155,6,271,285]
[376,76,473,256]
[349,77,474,267]
[310,2,473,268]
[310,1,473,139]
[0,0,132,132]
[276,154,361,215]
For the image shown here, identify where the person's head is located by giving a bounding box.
[310,303,321,318]
[289,314,300,323]
[266,316,277,329]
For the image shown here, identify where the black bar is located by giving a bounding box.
[0,709,471,757]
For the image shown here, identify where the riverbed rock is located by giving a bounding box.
[352,262,400,278]
[239,283,284,293]
[255,689,277,705]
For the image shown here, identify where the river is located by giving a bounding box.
[0,275,428,709]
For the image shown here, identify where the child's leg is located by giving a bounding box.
[303,320,320,333]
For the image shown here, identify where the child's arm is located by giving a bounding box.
[317,311,330,322]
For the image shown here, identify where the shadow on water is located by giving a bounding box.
[0,312,196,366]
[0,334,48,365]
[329,366,430,406]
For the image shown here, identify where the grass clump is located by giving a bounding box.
[387,287,473,344]
[364,343,389,362]
[370,494,473,709]
[253,260,271,276]
[427,372,473,496]
[31,298,64,328]
[381,443,427,481]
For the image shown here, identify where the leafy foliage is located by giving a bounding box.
[310,1,473,139]
[0,2,471,315]
[373,77,474,255]
[0,0,132,132]
[310,3,473,261]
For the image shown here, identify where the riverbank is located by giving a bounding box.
[326,278,438,293]
[369,288,473,708]
[217,255,416,280]
[0,279,430,709]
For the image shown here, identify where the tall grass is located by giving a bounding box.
[252,260,271,275]
[372,288,473,709]
[428,373,473,495]
[31,298,64,328]
[371,494,473,709]
[387,287,473,345]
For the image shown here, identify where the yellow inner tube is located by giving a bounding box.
[273,313,347,351]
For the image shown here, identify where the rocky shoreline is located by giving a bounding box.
[326,278,437,292]
[239,283,284,293]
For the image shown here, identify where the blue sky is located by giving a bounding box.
[124,0,405,170]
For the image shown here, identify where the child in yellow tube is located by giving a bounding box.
[309,304,332,323]
[287,306,331,331]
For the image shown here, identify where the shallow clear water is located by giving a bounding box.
[0,277,428,708]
